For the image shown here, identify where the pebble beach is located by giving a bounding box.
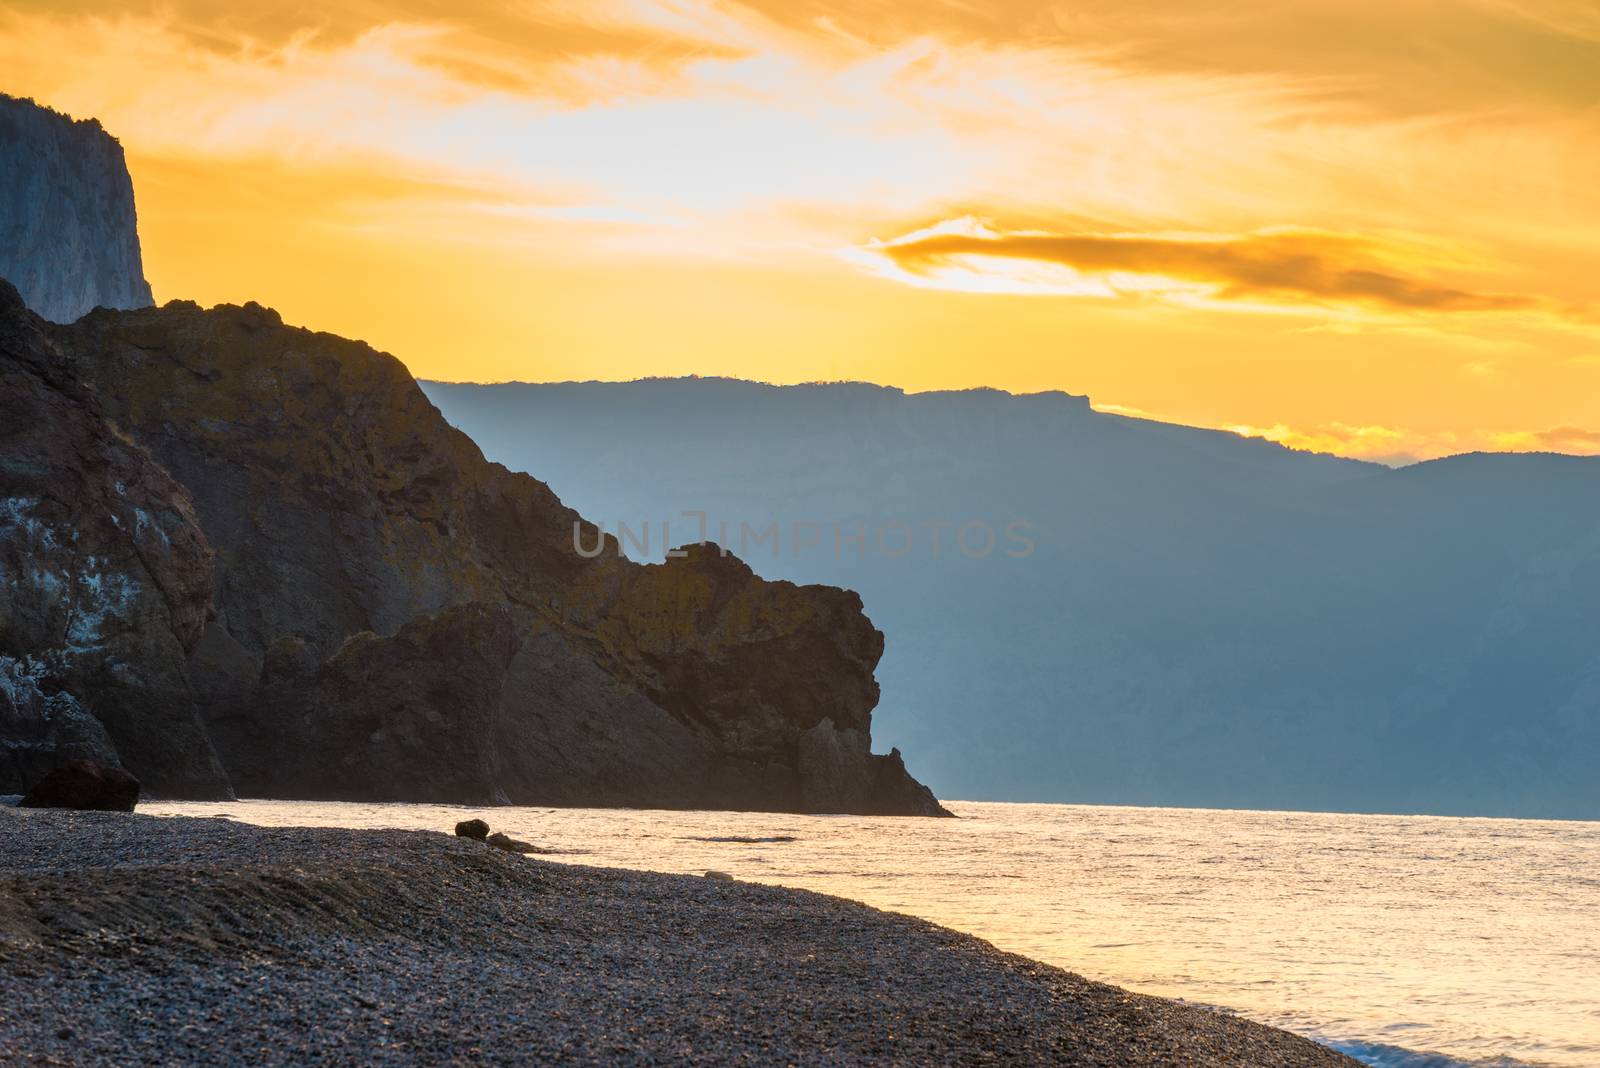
[0,807,1357,1066]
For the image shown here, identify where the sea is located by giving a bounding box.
[143,800,1600,1068]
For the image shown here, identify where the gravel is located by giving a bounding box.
[0,807,1358,1066]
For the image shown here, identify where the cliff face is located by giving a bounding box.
[2,294,945,814]
[0,95,942,813]
[0,282,229,797]
[0,95,154,324]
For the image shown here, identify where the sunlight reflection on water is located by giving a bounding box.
[144,799,1600,1068]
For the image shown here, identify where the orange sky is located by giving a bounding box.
[4,0,1599,463]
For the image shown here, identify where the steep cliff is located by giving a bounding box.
[19,296,945,814]
[0,281,229,797]
[0,95,154,323]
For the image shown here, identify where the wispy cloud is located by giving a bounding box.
[1227,422,1449,464]
[1230,421,1600,463]
[1093,400,1600,464]
[851,219,1561,321]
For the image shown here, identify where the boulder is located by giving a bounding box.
[454,819,490,840]
[19,759,140,811]
[0,657,120,791]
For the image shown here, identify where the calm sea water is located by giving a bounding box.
[144,800,1600,1067]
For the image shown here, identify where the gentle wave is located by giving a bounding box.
[1321,1038,1548,1068]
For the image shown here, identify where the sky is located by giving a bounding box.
[4,0,1599,463]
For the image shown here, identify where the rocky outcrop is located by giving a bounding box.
[0,96,154,323]
[796,722,949,816]
[18,759,140,811]
[20,294,945,815]
[0,281,229,798]
[863,747,949,818]
[0,656,119,790]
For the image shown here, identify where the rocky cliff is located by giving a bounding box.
[0,282,229,797]
[0,95,154,323]
[0,283,945,814]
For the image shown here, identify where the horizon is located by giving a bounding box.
[26,272,1599,467]
[2,0,1598,464]
[423,373,1598,469]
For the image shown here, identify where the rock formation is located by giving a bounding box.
[0,281,230,797]
[17,759,140,811]
[0,283,945,814]
[0,657,118,793]
[0,95,154,323]
[0,94,945,814]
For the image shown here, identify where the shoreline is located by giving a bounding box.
[0,807,1357,1066]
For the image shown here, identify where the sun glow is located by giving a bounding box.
[1,0,1598,460]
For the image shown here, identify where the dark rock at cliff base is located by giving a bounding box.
[0,659,119,792]
[454,819,490,840]
[0,281,231,798]
[19,759,140,811]
[35,296,943,815]
[0,95,154,323]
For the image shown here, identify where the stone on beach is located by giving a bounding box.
[454,819,490,840]
[18,759,140,812]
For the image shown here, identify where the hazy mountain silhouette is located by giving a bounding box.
[423,377,1600,819]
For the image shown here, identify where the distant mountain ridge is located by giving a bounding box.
[423,377,1600,819]
[0,94,153,322]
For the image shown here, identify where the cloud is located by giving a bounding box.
[1489,426,1600,454]
[1098,400,1600,463]
[9,1,1600,265]
[0,7,985,228]
[1228,421,1600,463]
[1227,421,1446,464]
[853,219,1546,317]
[4,0,1600,425]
